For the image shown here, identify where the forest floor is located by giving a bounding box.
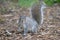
[0,1,60,40]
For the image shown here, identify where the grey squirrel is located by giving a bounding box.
[18,3,46,35]
[18,16,38,35]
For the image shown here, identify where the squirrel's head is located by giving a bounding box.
[20,16,26,23]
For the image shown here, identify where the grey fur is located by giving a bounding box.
[18,16,38,35]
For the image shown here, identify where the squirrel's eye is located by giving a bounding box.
[22,20,23,22]
[21,19,23,22]
[21,27,23,29]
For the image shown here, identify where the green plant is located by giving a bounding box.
[44,0,60,6]
[57,0,60,3]
[44,0,54,6]
[18,0,39,7]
